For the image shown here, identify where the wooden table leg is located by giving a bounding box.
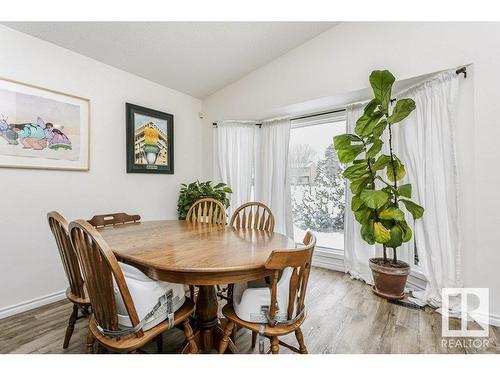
[181,285,237,353]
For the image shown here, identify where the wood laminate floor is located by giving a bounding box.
[1,268,499,354]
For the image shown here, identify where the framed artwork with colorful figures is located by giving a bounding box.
[126,103,174,174]
[0,77,90,171]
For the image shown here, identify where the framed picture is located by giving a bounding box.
[0,77,90,171]
[126,103,174,174]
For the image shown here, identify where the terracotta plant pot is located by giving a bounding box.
[369,257,410,300]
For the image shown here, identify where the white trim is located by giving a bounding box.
[489,313,500,328]
[312,248,344,272]
[0,290,66,320]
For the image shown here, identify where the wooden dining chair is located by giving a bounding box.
[220,201,275,302]
[47,211,91,349]
[229,202,275,232]
[219,231,316,354]
[186,198,227,225]
[68,219,198,354]
[87,212,141,228]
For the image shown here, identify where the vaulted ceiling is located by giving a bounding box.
[4,22,337,98]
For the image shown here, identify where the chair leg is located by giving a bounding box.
[218,320,234,354]
[231,324,238,343]
[86,325,95,354]
[189,285,196,301]
[295,328,308,354]
[183,319,198,354]
[270,336,279,354]
[251,331,257,349]
[155,333,164,353]
[63,304,79,349]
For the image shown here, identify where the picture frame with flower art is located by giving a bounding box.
[126,103,174,174]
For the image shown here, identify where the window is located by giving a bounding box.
[289,112,346,252]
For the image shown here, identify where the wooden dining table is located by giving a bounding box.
[98,219,295,353]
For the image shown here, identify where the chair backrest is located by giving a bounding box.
[265,231,316,324]
[229,201,275,231]
[87,212,141,228]
[69,219,143,337]
[186,198,226,225]
[47,211,86,301]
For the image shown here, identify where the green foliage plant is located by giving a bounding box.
[177,180,232,220]
[333,70,424,265]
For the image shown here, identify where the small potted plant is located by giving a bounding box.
[333,70,424,300]
[177,180,232,220]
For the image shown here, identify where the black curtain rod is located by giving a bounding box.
[213,67,468,127]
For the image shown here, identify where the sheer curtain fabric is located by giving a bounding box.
[254,119,294,237]
[215,121,256,217]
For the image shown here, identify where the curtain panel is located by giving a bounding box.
[254,118,294,237]
[215,121,256,218]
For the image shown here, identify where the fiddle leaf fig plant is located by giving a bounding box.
[333,70,424,265]
[177,180,232,220]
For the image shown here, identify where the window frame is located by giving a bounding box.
[290,111,347,253]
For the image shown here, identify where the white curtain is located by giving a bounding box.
[393,71,461,307]
[344,104,376,283]
[215,121,256,217]
[254,119,294,237]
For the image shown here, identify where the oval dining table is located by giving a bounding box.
[97,219,295,353]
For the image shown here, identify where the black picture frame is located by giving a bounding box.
[126,103,174,174]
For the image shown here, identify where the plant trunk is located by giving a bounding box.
[392,247,397,264]
[383,245,388,263]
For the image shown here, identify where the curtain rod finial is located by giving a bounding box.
[456,66,467,78]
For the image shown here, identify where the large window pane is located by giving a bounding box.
[290,119,346,251]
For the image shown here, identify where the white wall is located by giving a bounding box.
[202,22,500,323]
[0,26,202,316]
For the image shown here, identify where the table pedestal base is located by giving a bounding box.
[181,285,237,354]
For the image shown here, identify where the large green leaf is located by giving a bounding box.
[378,206,405,221]
[373,154,392,171]
[351,195,365,211]
[366,139,383,158]
[386,158,406,182]
[363,98,379,116]
[399,220,413,242]
[333,133,362,150]
[385,223,404,248]
[374,222,391,243]
[361,220,375,244]
[400,199,424,219]
[372,120,387,138]
[360,189,389,209]
[354,206,372,225]
[343,162,369,180]
[398,184,412,198]
[350,177,371,195]
[337,144,364,163]
[369,70,395,113]
[355,112,382,137]
[388,98,416,124]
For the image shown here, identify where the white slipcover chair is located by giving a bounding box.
[114,262,186,331]
[232,267,295,323]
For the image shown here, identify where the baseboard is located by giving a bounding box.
[489,313,500,327]
[312,251,344,273]
[0,289,66,320]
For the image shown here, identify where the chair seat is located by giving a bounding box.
[222,304,305,336]
[65,286,90,306]
[89,298,195,353]
[232,267,294,323]
[115,262,187,331]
